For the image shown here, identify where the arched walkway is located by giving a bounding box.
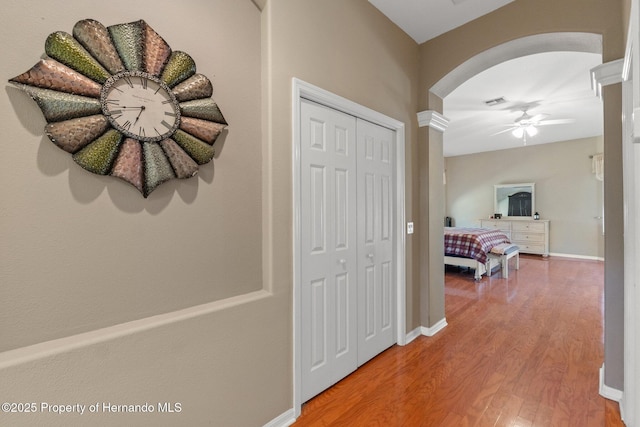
[424,31,624,409]
[430,32,602,99]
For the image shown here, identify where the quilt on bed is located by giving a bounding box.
[444,227,511,264]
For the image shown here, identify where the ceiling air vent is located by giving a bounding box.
[484,97,507,107]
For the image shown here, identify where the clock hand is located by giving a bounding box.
[133,106,146,125]
[108,106,145,113]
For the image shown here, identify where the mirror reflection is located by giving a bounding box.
[494,183,535,218]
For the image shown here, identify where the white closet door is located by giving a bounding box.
[300,99,358,402]
[356,118,396,366]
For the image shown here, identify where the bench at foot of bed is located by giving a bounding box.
[488,244,520,278]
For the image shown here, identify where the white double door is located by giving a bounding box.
[300,99,396,402]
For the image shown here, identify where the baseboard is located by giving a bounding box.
[421,318,448,337]
[263,408,296,427]
[548,252,604,261]
[405,327,422,344]
[619,400,626,425]
[599,364,624,403]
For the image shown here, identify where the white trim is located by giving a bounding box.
[622,9,640,418]
[590,59,624,98]
[547,252,604,262]
[262,408,296,427]
[0,290,270,369]
[421,318,448,337]
[417,110,450,132]
[292,78,407,417]
[405,327,423,345]
[431,32,602,99]
[600,364,624,403]
[625,0,640,147]
[623,29,633,82]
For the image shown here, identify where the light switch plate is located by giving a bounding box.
[407,222,414,234]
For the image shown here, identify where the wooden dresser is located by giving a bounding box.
[480,218,549,256]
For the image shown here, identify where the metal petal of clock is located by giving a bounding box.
[9,19,228,198]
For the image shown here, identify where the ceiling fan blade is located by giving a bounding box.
[490,127,517,136]
[500,101,543,113]
[536,118,576,125]
[529,113,548,122]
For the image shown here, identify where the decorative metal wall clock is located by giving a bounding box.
[9,19,227,197]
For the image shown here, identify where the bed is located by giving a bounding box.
[444,227,512,280]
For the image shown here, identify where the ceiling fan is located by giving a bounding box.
[492,107,575,144]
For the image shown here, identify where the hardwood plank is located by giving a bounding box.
[513,416,534,427]
[532,403,555,427]
[518,399,539,424]
[606,399,625,426]
[294,256,625,426]
[493,393,524,427]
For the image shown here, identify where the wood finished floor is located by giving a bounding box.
[294,255,625,426]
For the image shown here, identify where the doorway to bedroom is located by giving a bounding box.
[435,32,616,403]
[442,49,604,260]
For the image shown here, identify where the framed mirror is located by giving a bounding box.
[494,183,535,218]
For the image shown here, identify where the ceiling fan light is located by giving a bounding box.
[525,125,538,137]
[512,127,524,138]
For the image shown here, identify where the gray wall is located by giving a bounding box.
[445,136,604,258]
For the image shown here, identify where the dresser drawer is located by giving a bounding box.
[512,232,545,243]
[480,218,548,256]
[480,220,510,232]
[515,243,546,254]
[512,221,546,233]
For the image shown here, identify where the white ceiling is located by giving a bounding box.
[368,0,604,158]
[443,51,603,157]
[368,0,516,44]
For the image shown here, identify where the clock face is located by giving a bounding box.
[101,71,180,142]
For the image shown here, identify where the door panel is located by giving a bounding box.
[300,100,358,402]
[335,272,349,356]
[300,100,396,401]
[356,119,396,366]
[309,165,326,253]
[364,264,376,339]
[309,278,326,369]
